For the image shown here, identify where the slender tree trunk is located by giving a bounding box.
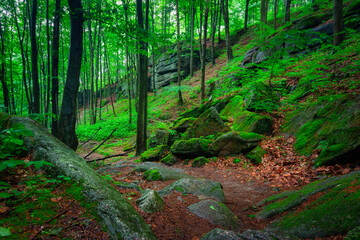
[199,0,203,65]
[51,0,61,137]
[175,0,184,106]
[136,0,148,156]
[58,0,83,150]
[333,0,344,46]
[201,0,209,102]
[285,0,291,23]
[0,22,10,113]
[190,0,195,77]
[30,0,40,114]
[274,0,278,29]
[103,38,116,117]
[244,0,250,30]
[221,0,233,62]
[211,0,219,66]
[45,0,51,127]
[218,3,222,44]
[151,2,156,95]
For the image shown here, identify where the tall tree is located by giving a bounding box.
[0,22,10,113]
[51,0,61,137]
[220,0,233,62]
[333,0,344,46]
[285,0,291,23]
[244,0,250,30]
[57,0,83,150]
[201,0,209,102]
[189,0,195,77]
[274,0,278,29]
[30,0,40,114]
[175,0,183,106]
[136,0,149,156]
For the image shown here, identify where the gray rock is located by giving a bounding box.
[200,228,242,240]
[116,181,143,193]
[147,129,169,148]
[170,138,214,158]
[240,229,299,240]
[188,200,242,231]
[345,226,360,240]
[159,178,225,202]
[9,117,156,240]
[133,162,192,180]
[136,189,164,213]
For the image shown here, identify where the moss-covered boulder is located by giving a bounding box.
[242,82,279,112]
[170,138,213,158]
[172,117,196,133]
[136,189,164,213]
[160,154,177,165]
[123,135,136,152]
[158,178,226,202]
[191,157,209,167]
[200,228,299,240]
[133,162,192,180]
[345,226,360,240]
[178,98,231,120]
[0,112,11,132]
[258,170,360,239]
[209,131,263,156]
[282,94,360,167]
[147,129,169,148]
[188,200,242,232]
[288,82,311,102]
[246,145,266,164]
[221,96,273,135]
[295,13,332,30]
[140,145,168,162]
[184,107,231,139]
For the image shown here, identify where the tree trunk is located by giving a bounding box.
[274,0,278,29]
[176,0,184,106]
[45,0,51,127]
[190,0,195,77]
[30,0,40,114]
[211,0,219,66]
[51,0,61,137]
[221,0,233,62]
[136,0,148,156]
[244,0,250,30]
[58,0,83,150]
[0,22,10,113]
[333,0,344,46]
[285,0,291,23]
[201,0,209,102]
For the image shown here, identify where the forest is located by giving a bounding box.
[0,0,360,239]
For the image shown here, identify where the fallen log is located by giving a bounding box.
[84,127,117,159]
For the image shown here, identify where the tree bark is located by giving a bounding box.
[190,0,195,77]
[58,0,83,150]
[0,22,10,113]
[274,0,278,29]
[285,0,291,23]
[51,0,61,137]
[136,0,148,156]
[333,0,344,46]
[201,0,209,102]
[30,0,40,114]
[244,0,250,30]
[220,0,233,62]
[176,0,184,106]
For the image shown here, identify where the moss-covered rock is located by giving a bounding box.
[136,189,164,213]
[178,98,231,120]
[191,157,209,167]
[160,154,177,165]
[246,145,266,164]
[258,170,360,239]
[288,82,311,102]
[170,138,213,158]
[143,169,162,181]
[140,145,168,162]
[158,178,225,202]
[0,112,11,132]
[221,96,273,135]
[295,13,332,30]
[242,82,280,112]
[147,129,169,149]
[188,200,242,231]
[133,162,192,180]
[172,117,196,133]
[123,135,136,152]
[209,131,263,156]
[185,107,231,139]
[345,226,360,240]
[282,94,360,167]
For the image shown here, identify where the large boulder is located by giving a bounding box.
[140,145,168,162]
[136,189,164,213]
[172,117,196,133]
[133,162,192,180]
[282,94,360,167]
[8,117,156,240]
[188,200,242,232]
[178,98,232,120]
[242,82,280,112]
[185,107,231,139]
[200,228,299,240]
[158,178,226,202]
[170,138,213,158]
[260,170,360,239]
[221,96,273,135]
[147,129,169,148]
[209,132,263,156]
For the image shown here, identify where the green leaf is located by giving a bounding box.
[0,192,13,199]
[209,205,216,211]
[0,227,11,237]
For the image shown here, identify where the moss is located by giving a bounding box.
[140,145,168,162]
[143,169,162,181]
[170,138,213,158]
[314,144,348,167]
[161,154,177,166]
[268,172,360,238]
[246,146,266,164]
[191,157,209,167]
[172,117,196,133]
[345,226,360,240]
[237,131,264,142]
[288,83,311,102]
[123,135,136,152]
